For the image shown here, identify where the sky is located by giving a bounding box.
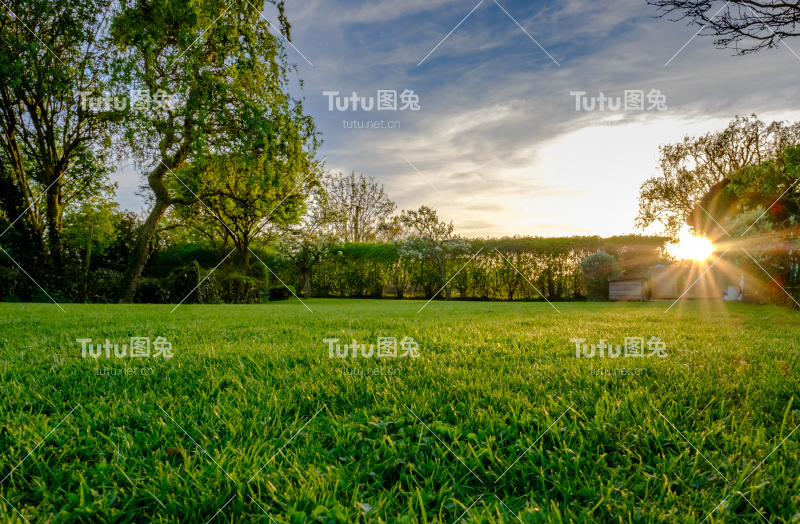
[113,0,800,238]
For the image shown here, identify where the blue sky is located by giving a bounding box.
[114,0,800,237]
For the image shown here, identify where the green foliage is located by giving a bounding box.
[84,269,124,303]
[267,284,296,301]
[217,272,267,304]
[135,277,171,304]
[580,251,620,301]
[165,262,205,305]
[108,0,319,299]
[636,116,800,236]
[0,0,115,286]
[0,266,20,299]
[148,244,221,278]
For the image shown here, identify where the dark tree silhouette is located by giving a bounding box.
[648,0,800,54]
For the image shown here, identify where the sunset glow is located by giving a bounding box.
[667,230,715,261]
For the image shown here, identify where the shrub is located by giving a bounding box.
[149,244,220,278]
[0,266,20,299]
[165,262,205,304]
[580,251,620,301]
[1,293,20,302]
[86,269,124,303]
[218,272,266,304]
[135,277,170,304]
[267,284,296,301]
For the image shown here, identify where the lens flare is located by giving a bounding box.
[667,230,714,261]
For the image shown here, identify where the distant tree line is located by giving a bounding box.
[1,0,797,306]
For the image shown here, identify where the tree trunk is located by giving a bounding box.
[302,271,311,298]
[118,157,192,303]
[240,240,250,274]
[119,197,169,303]
[81,226,93,299]
[437,253,450,300]
[45,183,64,278]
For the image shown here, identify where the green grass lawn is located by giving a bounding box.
[0,299,798,523]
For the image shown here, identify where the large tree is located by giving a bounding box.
[174,154,321,273]
[0,0,114,282]
[648,0,800,54]
[636,115,800,236]
[399,205,468,300]
[323,171,396,243]
[109,0,318,302]
[276,185,336,297]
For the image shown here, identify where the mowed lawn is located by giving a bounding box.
[0,299,798,523]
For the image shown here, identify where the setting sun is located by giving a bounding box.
[667,230,715,261]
